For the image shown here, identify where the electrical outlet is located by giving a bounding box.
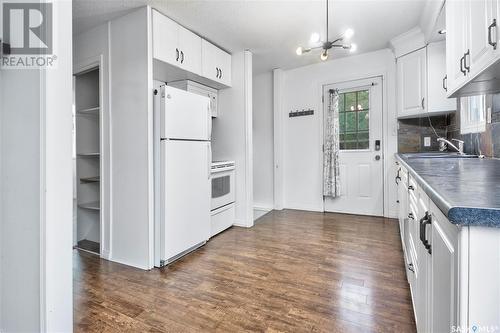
[424,137,431,147]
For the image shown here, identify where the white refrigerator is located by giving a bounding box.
[154,84,211,267]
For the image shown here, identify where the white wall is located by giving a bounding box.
[73,7,154,269]
[252,71,274,210]
[109,7,154,269]
[1,1,73,331]
[278,49,398,217]
[213,51,254,227]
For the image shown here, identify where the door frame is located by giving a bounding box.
[74,55,108,259]
[318,74,387,216]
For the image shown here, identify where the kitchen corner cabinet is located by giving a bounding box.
[397,48,427,117]
[446,0,500,96]
[152,9,231,87]
[427,41,457,113]
[201,39,232,87]
[397,43,456,119]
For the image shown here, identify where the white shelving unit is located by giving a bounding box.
[74,67,101,255]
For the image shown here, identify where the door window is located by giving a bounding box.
[338,90,370,150]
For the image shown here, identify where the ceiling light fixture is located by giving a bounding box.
[296,0,357,61]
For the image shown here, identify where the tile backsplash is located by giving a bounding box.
[398,116,447,153]
[398,93,500,158]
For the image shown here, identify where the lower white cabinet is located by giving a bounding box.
[396,161,460,332]
[396,159,500,332]
[429,203,459,333]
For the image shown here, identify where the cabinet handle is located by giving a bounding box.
[216,67,219,78]
[460,55,466,75]
[408,185,414,191]
[220,69,223,79]
[180,50,184,64]
[408,263,414,273]
[395,168,401,185]
[421,97,425,109]
[464,50,470,73]
[176,48,179,62]
[488,19,497,50]
[408,212,414,220]
[443,75,447,91]
[419,212,432,254]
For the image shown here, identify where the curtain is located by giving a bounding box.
[323,89,341,197]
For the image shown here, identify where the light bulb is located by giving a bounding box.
[350,43,357,53]
[296,46,303,55]
[310,32,321,43]
[344,28,354,39]
[320,50,328,61]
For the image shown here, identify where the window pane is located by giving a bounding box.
[336,89,371,150]
[339,112,345,133]
[345,92,356,111]
[358,111,369,131]
[357,131,369,141]
[345,141,357,149]
[357,141,369,149]
[357,90,369,110]
[338,93,345,112]
[345,112,356,132]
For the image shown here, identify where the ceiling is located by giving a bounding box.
[73,0,428,74]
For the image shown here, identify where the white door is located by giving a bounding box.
[161,86,211,140]
[323,77,384,216]
[468,0,496,75]
[152,10,179,66]
[427,41,457,112]
[161,140,211,262]
[397,48,427,117]
[446,0,469,93]
[178,26,202,75]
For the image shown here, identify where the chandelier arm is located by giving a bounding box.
[326,0,329,43]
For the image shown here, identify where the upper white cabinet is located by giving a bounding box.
[202,40,232,87]
[177,26,202,75]
[397,43,457,118]
[152,10,179,66]
[397,48,427,117]
[152,10,202,75]
[446,0,500,96]
[427,41,457,113]
[152,9,231,87]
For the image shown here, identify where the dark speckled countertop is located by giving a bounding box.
[396,153,500,227]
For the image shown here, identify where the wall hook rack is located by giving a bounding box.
[289,108,314,118]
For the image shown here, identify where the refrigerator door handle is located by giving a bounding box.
[207,103,212,140]
[208,142,212,179]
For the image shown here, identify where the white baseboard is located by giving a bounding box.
[233,219,253,228]
[284,202,324,212]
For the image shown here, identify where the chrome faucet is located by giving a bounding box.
[437,137,464,154]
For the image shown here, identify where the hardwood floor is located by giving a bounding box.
[74,210,416,332]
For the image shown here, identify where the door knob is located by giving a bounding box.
[375,155,381,161]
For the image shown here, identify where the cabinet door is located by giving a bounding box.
[468,0,496,76]
[446,0,469,94]
[178,26,202,75]
[201,39,232,87]
[397,48,427,117]
[202,39,219,82]
[430,205,459,333]
[217,48,232,87]
[152,10,179,66]
[427,41,457,113]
